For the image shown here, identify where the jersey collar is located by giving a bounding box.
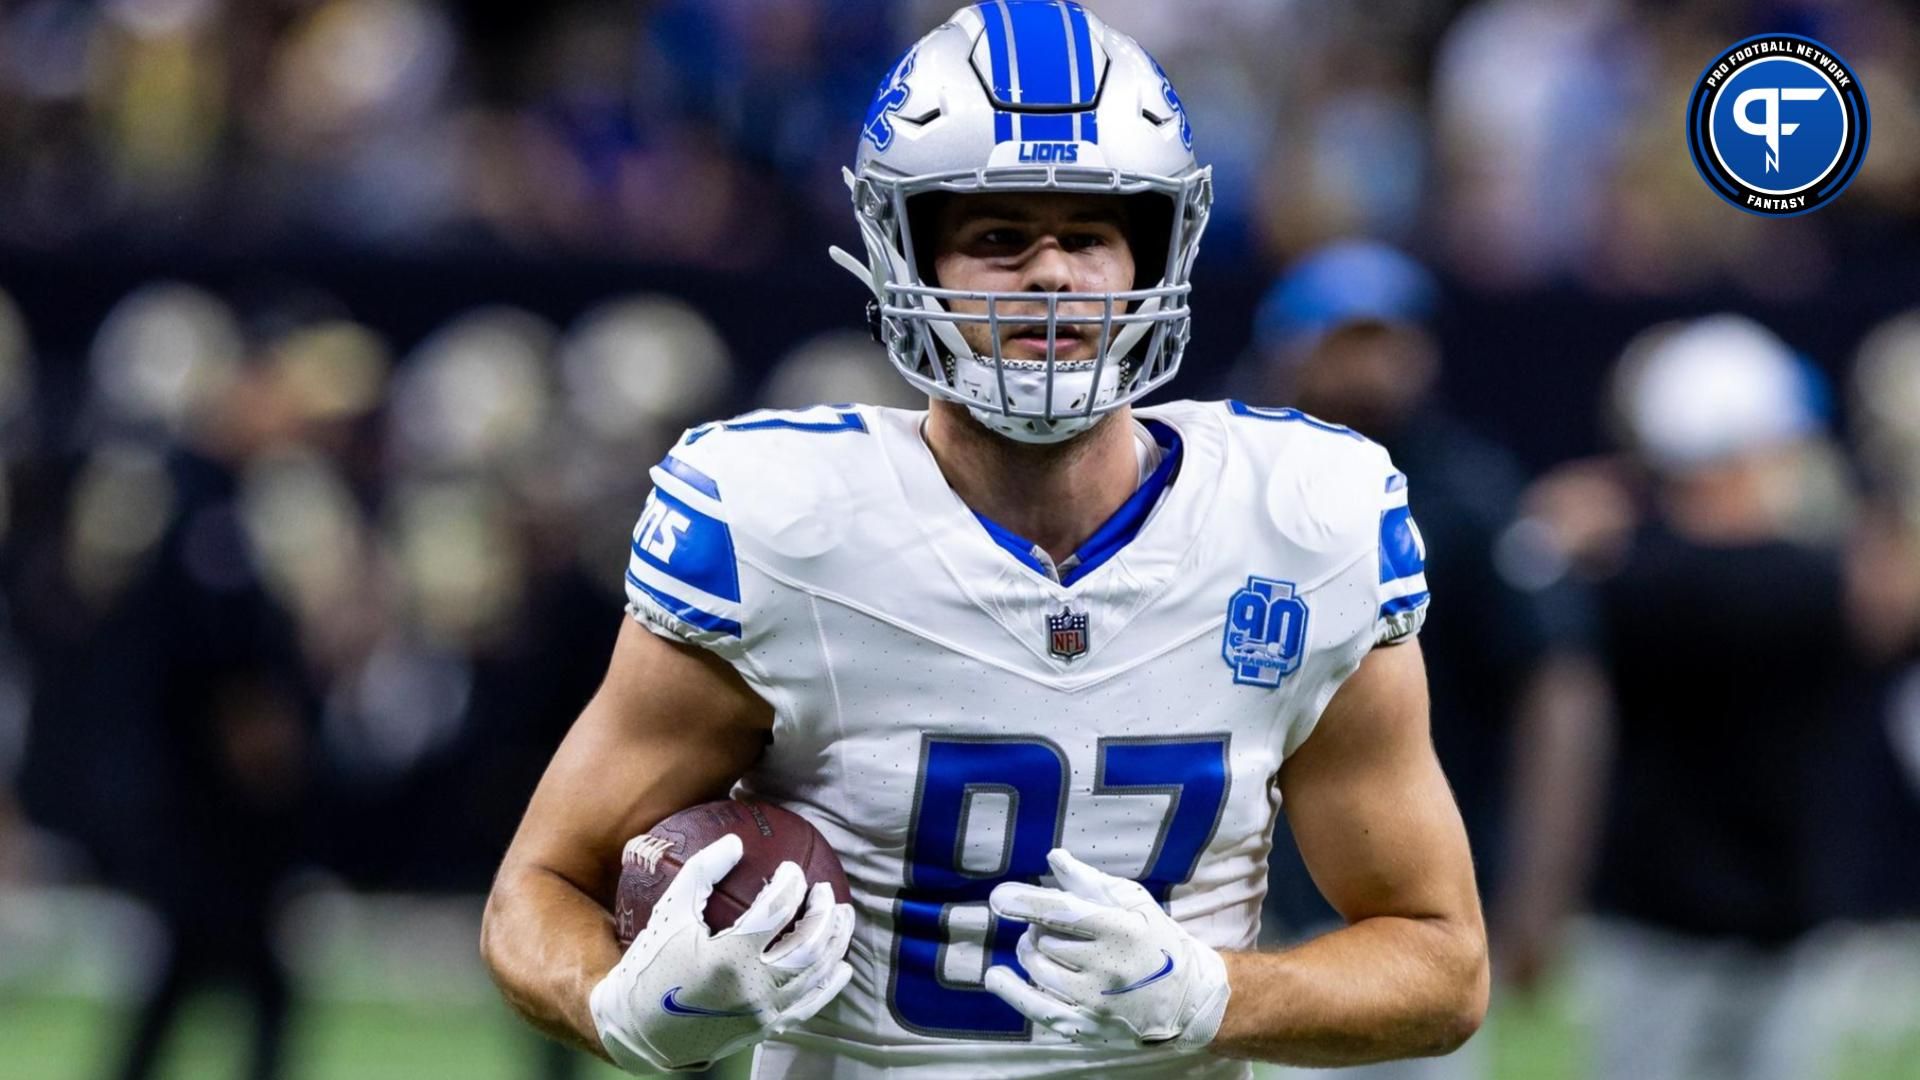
[969,420,1183,587]
[877,403,1225,672]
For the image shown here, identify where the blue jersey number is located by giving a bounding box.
[889,735,1231,1039]
[1093,737,1232,904]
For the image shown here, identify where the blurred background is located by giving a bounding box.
[0,0,1917,1077]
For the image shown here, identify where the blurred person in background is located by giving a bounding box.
[1524,315,1920,1080]
[1426,0,1631,290]
[236,315,393,686]
[313,298,735,1077]
[363,297,737,890]
[1842,313,1920,918]
[14,282,322,1080]
[1248,241,1608,1080]
[317,306,563,889]
[10,283,249,878]
[0,288,36,885]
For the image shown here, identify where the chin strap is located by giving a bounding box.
[1103,295,1159,367]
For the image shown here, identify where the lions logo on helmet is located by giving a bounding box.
[1149,55,1194,151]
[861,50,916,152]
[828,1,1213,444]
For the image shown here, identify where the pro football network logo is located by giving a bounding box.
[1222,576,1308,689]
[1047,605,1089,662]
[1686,34,1869,216]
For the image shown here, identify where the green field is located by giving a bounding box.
[2,888,1916,1080]
[0,991,640,1080]
[0,988,1575,1080]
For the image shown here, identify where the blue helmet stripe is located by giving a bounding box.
[1022,114,1074,140]
[978,2,1016,99]
[1007,0,1074,106]
[1065,1,1098,141]
[1021,0,1082,142]
[978,1,1018,142]
[975,1,1108,145]
[975,1,1101,145]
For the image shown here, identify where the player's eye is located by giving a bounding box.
[1061,231,1109,252]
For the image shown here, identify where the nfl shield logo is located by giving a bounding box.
[1047,606,1090,661]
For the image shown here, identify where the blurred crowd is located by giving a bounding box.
[2,0,1918,282]
[0,275,929,874]
[1246,242,1920,1080]
[0,278,925,1077]
[5,263,1917,1080]
[1,1,1919,1079]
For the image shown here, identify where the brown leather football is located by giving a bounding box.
[615,799,852,947]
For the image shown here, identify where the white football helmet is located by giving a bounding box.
[829,1,1213,443]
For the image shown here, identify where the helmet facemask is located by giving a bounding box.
[833,166,1210,443]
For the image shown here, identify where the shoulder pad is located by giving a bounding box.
[1210,401,1391,557]
[671,405,883,562]
[1210,400,1428,642]
[624,406,889,650]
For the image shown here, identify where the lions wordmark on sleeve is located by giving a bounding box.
[620,400,1429,1079]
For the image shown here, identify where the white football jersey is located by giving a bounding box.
[623,400,1429,1079]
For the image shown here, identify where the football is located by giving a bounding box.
[614,799,851,947]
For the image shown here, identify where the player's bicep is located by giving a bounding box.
[1278,640,1477,926]
[500,616,772,903]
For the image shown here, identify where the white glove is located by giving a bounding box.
[589,833,855,1073]
[984,848,1229,1052]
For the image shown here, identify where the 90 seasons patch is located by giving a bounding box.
[1222,576,1308,689]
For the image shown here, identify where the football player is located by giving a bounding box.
[482,4,1486,1077]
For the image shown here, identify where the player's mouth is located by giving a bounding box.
[1000,323,1095,363]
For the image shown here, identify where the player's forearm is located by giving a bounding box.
[481,862,624,1062]
[1210,912,1488,1066]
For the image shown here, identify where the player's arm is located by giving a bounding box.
[479,616,773,1059]
[984,640,1486,1064]
[1214,638,1487,1064]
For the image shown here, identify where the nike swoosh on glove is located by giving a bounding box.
[589,833,855,1073]
[984,848,1229,1052]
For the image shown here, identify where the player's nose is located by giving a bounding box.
[1018,238,1077,296]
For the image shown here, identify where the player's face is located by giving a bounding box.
[929,193,1136,364]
